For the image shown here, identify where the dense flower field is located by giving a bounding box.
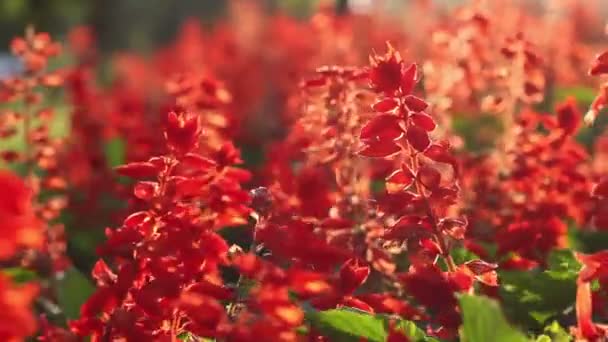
[2,1,608,341]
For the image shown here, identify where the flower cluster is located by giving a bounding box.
[2,2,608,341]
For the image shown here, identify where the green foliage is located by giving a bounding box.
[104,137,126,168]
[306,307,437,342]
[568,223,608,253]
[499,250,580,328]
[2,267,38,283]
[554,86,596,106]
[56,267,95,319]
[459,294,529,342]
[534,321,572,342]
[451,114,502,152]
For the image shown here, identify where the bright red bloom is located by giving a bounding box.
[0,275,38,341]
[0,171,42,259]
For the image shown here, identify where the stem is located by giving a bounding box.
[228,216,262,320]
[399,89,457,272]
[410,149,457,272]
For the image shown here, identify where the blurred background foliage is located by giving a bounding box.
[0,0,346,53]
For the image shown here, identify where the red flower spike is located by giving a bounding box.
[406,125,430,152]
[360,114,403,141]
[114,162,159,178]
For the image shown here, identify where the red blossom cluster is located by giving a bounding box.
[3,1,608,341]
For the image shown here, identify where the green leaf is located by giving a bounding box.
[499,250,579,328]
[535,321,571,342]
[451,114,502,152]
[554,86,596,105]
[568,224,608,253]
[306,308,437,342]
[104,137,126,167]
[392,319,439,342]
[450,246,480,265]
[459,295,529,342]
[2,267,38,283]
[306,308,387,342]
[57,267,95,319]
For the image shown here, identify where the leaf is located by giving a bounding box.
[2,267,38,283]
[459,294,529,342]
[535,321,571,342]
[306,307,387,342]
[554,86,596,105]
[104,137,126,168]
[306,307,437,342]
[568,223,608,253]
[499,250,579,328]
[392,319,439,342]
[57,267,95,319]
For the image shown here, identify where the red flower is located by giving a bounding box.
[369,43,405,94]
[0,171,42,259]
[0,275,38,341]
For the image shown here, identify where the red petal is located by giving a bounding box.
[372,98,399,112]
[417,165,441,190]
[424,144,458,175]
[115,162,158,178]
[556,97,581,135]
[592,179,608,198]
[406,126,430,152]
[385,166,414,193]
[576,282,600,340]
[369,45,403,94]
[339,259,370,294]
[465,259,498,275]
[589,51,608,76]
[358,140,401,158]
[401,63,418,94]
[134,181,157,200]
[360,114,403,140]
[410,112,436,131]
[180,153,217,170]
[123,211,150,228]
[403,95,428,112]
